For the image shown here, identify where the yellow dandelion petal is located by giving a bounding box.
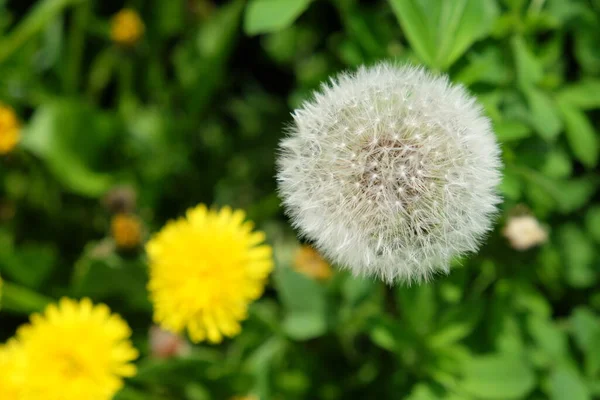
[0,104,20,155]
[0,340,26,399]
[15,297,138,400]
[294,245,333,280]
[146,204,274,343]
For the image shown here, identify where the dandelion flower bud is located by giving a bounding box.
[0,104,20,155]
[111,9,145,47]
[503,215,547,250]
[277,63,502,283]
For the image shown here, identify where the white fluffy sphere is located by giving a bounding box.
[276,63,502,283]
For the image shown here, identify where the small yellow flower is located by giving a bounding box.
[16,297,138,400]
[0,340,25,399]
[110,9,144,46]
[294,245,332,280]
[0,104,20,154]
[111,213,142,249]
[147,204,274,343]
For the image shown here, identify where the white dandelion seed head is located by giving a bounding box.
[276,63,502,284]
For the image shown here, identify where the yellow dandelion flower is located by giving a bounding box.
[147,204,274,343]
[0,340,26,399]
[294,245,332,280]
[16,297,138,400]
[111,213,142,249]
[0,104,20,154]
[110,9,144,46]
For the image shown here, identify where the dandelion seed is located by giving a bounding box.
[277,62,502,283]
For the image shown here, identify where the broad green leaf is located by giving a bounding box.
[527,316,568,362]
[342,274,377,306]
[585,207,600,243]
[541,148,572,179]
[557,101,599,168]
[22,101,119,196]
[283,311,327,340]
[397,283,436,335]
[570,307,600,377]
[428,301,482,348]
[389,0,497,69]
[493,120,532,142]
[558,224,596,288]
[548,366,591,400]
[570,308,600,354]
[557,79,600,110]
[512,36,544,89]
[461,354,535,399]
[388,0,435,67]
[274,266,326,313]
[0,241,56,288]
[524,87,562,141]
[244,0,312,35]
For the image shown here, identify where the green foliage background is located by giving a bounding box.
[1,0,600,399]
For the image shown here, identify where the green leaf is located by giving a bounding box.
[342,275,377,306]
[493,120,532,142]
[585,207,600,243]
[461,354,535,399]
[282,311,327,340]
[527,316,568,362]
[397,283,436,335]
[570,307,600,377]
[558,224,596,288]
[21,101,119,196]
[0,241,56,288]
[389,0,497,69]
[0,0,84,63]
[275,266,328,339]
[557,101,599,168]
[275,266,326,313]
[72,242,151,311]
[388,0,435,67]
[512,36,544,89]
[557,79,600,110]
[541,148,572,179]
[548,366,591,400]
[244,0,312,35]
[524,87,562,141]
[1,281,52,314]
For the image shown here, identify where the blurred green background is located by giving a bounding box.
[1,0,600,399]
